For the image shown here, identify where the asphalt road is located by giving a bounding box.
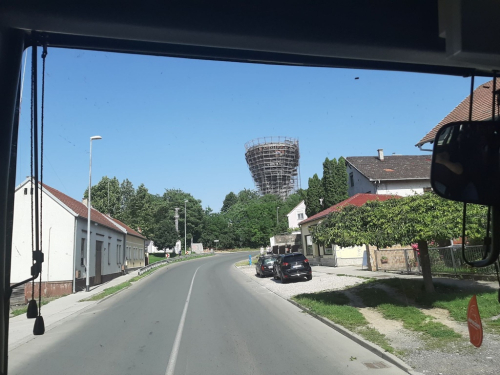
[8,253,407,375]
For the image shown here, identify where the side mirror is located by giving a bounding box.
[431,120,500,267]
[431,121,500,206]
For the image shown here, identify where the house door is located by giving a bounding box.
[95,241,103,285]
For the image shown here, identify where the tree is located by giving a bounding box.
[311,192,487,293]
[221,192,238,213]
[119,178,135,221]
[322,158,336,207]
[151,217,179,250]
[305,174,323,217]
[83,176,121,216]
[334,157,349,203]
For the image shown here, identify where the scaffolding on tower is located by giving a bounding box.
[244,136,300,199]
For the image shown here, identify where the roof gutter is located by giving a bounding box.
[418,144,433,152]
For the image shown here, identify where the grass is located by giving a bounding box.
[149,254,168,264]
[80,281,132,301]
[355,286,460,340]
[377,278,500,325]
[235,255,259,267]
[10,296,63,317]
[81,253,213,301]
[293,291,394,352]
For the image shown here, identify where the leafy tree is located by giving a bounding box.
[322,157,336,207]
[334,157,349,203]
[311,193,487,293]
[221,192,238,213]
[305,174,323,217]
[119,178,135,221]
[151,217,179,250]
[83,176,121,216]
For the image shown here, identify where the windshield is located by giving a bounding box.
[6,47,499,375]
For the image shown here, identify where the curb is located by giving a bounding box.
[287,299,418,375]
[235,263,419,375]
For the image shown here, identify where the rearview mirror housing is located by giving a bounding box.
[431,121,500,207]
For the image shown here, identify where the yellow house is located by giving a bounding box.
[106,217,147,271]
[299,194,397,267]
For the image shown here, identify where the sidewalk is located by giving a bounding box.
[311,264,499,290]
[8,268,143,351]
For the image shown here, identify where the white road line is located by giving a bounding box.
[165,266,201,375]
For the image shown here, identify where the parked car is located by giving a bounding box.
[273,253,312,283]
[255,255,277,277]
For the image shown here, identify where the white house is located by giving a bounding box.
[11,179,126,301]
[345,149,432,197]
[286,200,307,231]
[299,193,398,267]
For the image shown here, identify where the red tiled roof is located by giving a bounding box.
[106,216,146,239]
[417,78,500,147]
[299,193,399,226]
[41,182,124,232]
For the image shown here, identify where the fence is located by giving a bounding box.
[375,246,498,276]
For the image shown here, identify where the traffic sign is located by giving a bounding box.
[467,295,483,347]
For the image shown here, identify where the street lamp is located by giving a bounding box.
[277,206,280,226]
[184,199,188,255]
[86,135,102,292]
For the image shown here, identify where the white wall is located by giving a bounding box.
[75,217,124,279]
[11,183,75,283]
[287,201,307,228]
[377,180,430,196]
[347,164,376,196]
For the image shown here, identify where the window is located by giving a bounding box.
[305,235,313,256]
[297,212,304,220]
[349,172,354,187]
[23,188,27,195]
[116,244,121,264]
[80,238,85,266]
[108,242,111,265]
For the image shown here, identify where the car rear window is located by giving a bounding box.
[263,258,275,265]
[285,254,306,262]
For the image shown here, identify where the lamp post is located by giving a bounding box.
[86,135,102,292]
[184,199,188,255]
[276,206,280,227]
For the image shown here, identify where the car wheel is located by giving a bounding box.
[306,275,312,281]
[281,273,287,284]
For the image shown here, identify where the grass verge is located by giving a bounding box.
[376,278,500,330]
[293,291,394,353]
[10,296,63,317]
[236,255,259,267]
[355,287,460,340]
[80,281,132,302]
[80,254,213,301]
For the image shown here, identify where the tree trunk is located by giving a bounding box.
[417,240,435,293]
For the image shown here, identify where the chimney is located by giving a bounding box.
[82,198,88,207]
[377,149,384,161]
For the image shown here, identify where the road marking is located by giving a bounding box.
[165,266,201,375]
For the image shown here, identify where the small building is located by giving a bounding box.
[286,200,307,232]
[345,149,432,197]
[11,179,126,300]
[299,193,397,267]
[105,216,146,271]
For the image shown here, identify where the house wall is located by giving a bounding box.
[287,201,307,229]
[347,164,376,196]
[11,183,75,283]
[74,217,124,290]
[125,234,145,270]
[376,180,431,196]
[300,219,367,267]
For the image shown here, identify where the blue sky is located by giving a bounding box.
[16,47,489,211]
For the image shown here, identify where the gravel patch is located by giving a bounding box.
[237,265,363,299]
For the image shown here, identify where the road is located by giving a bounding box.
[8,253,407,375]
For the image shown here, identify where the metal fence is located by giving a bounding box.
[375,246,499,276]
